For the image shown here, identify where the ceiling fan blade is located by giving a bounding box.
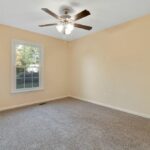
[39,23,57,27]
[74,23,92,30]
[74,10,90,21]
[41,8,59,19]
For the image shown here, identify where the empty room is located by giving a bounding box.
[0,0,150,149]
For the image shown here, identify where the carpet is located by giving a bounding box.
[0,97,149,150]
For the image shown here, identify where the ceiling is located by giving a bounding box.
[0,0,150,41]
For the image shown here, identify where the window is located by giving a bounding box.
[11,40,43,93]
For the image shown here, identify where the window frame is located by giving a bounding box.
[11,40,44,93]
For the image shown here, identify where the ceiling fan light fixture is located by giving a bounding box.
[65,28,72,35]
[56,22,74,35]
[64,23,74,35]
[66,23,74,31]
[39,8,92,35]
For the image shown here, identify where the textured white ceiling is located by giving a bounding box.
[0,0,150,41]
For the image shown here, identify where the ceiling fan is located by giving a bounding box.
[39,7,92,35]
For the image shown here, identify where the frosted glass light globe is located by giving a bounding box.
[56,22,74,35]
[66,23,74,32]
[65,28,72,35]
[56,24,64,32]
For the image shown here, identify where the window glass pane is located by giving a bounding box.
[33,78,39,87]
[25,77,32,88]
[16,78,24,89]
[16,44,40,68]
[16,68,24,79]
[25,69,32,78]
[33,68,39,78]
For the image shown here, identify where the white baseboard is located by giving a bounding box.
[0,96,68,112]
[70,96,150,119]
[1,95,149,119]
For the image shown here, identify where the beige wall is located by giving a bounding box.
[69,15,150,117]
[0,25,69,110]
[0,15,150,117]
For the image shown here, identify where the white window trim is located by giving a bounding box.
[11,40,44,93]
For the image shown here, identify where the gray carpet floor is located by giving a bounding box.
[0,98,150,150]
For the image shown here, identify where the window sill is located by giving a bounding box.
[11,87,44,94]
